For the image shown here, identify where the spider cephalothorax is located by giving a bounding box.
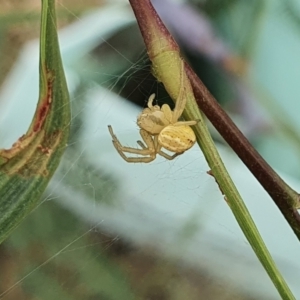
[108,64,198,163]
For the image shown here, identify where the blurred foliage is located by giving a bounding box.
[0,200,263,300]
[0,201,136,300]
[281,0,300,29]
[0,0,300,299]
[0,0,103,85]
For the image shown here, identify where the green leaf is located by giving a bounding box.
[0,0,70,244]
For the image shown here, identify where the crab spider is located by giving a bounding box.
[108,62,198,163]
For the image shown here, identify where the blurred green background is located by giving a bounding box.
[1,0,300,299]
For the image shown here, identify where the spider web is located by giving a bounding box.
[0,1,299,300]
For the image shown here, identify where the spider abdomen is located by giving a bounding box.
[158,125,196,153]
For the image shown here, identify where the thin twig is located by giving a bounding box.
[129,0,300,240]
[185,63,300,238]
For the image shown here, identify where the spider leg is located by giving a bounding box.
[108,125,156,163]
[137,140,146,149]
[154,135,183,160]
[161,104,173,123]
[138,129,157,159]
[158,150,183,160]
[147,94,156,108]
[172,60,188,122]
[173,120,199,126]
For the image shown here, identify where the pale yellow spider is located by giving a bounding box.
[108,73,198,163]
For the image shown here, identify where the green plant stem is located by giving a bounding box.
[182,87,295,300]
[130,0,300,240]
[185,64,300,237]
[128,0,296,298]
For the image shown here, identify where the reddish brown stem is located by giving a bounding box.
[129,0,300,239]
[185,63,300,236]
